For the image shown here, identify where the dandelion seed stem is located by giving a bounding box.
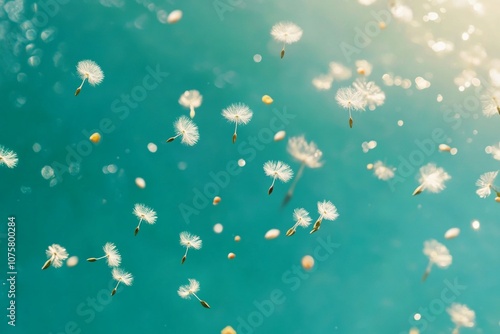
[41,258,52,270]
[167,134,181,143]
[232,123,238,143]
[283,163,305,206]
[422,261,433,282]
[310,217,323,234]
[75,78,87,96]
[134,218,143,236]
[87,255,106,262]
[189,105,195,118]
[192,292,201,302]
[413,184,424,196]
[268,177,277,195]
[112,281,121,296]
[286,227,296,237]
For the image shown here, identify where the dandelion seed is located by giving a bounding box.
[301,255,315,270]
[413,163,451,196]
[87,242,121,267]
[42,244,68,270]
[74,60,104,96]
[286,208,312,237]
[475,171,499,199]
[133,203,157,236]
[179,232,202,264]
[274,130,286,142]
[480,91,500,117]
[312,74,334,90]
[485,142,500,161]
[329,62,352,81]
[283,136,323,206]
[221,326,236,334]
[179,90,202,118]
[89,132,101,144]
[270,21,303,59]
[444,227,460,240]
[265,229,280,240]
[421,239,452,281]
[222,103,253,143]
[372,161,395,181]
[352,78,386,110]
[336,86,366,128]
[262,95,273,105]
[167,9,182,24]
[355,59,373,76]
[166,116,200,146]
[263,160,293,195]
[111,268,133,296]
[447,303,475,334]
[178,278,210,308]
[310,200,338,234]
[0,146,18,168]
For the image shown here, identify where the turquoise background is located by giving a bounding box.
[1,0,499,333]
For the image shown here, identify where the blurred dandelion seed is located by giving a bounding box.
[283,136,323,206]
[133,203,157,236]
[286,208,312,237]
[270,21,303,59]
[310,200,338,234]
[179,232,202,264]
[439,144,451,152]
[372,161,395,181]
[179,90,202,118]
[447,303,475,334]
[475,171,499,199]
[355,59,373,76]
[0,146,18,168]
[167,116,200,146]
[222,103,253,144]
[42,244,68,270]
[74,60,104,96]
[178,278,210,308]
[480,91,500,117]
[422,239,452,281]
[352,78,386,110]
[413,163,451,196]
[111,268,133,296]
[87,242,121,267]
[329,62,352,81]
[335,86,366,128]
[444,227,460,240]
[312,74,334,91]
[263,160,293,195]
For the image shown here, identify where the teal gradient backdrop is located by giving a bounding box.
[1,1,499,333]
